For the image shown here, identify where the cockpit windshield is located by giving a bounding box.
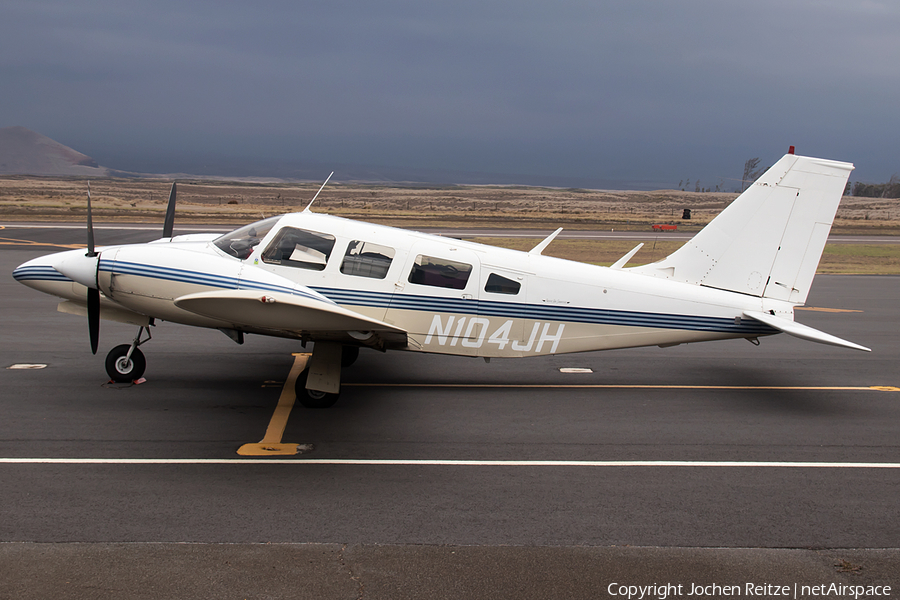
[213,216,282,259]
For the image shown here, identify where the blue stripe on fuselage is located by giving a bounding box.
[99,259,330,304]
[311,285,776,335]
[12,265,72,282]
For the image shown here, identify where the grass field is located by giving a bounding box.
[819,244,900,274]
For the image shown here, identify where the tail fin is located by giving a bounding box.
[629,153,854,304]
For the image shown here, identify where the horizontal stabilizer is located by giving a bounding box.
[175,289,407,338]
[743,310,870,352]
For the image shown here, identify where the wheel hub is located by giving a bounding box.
[115,356,133,374]
[307,389,327,400]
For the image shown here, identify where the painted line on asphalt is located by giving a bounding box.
[236,353,310,457]
[0,224,230,232]
[0,236,84,249]
[2,458,900,468]
[343,383,900,392]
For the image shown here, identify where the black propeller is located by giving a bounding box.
[86,183,100,354]
[162,182,177,238]
[76,181,176,355]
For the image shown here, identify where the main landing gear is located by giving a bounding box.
[294,368,339,409]
[105,326,151,382]
[294,343,360,409]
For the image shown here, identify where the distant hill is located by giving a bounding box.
[0,126,109,176]
[0,126,664,189]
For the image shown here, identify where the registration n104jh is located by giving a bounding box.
[425,315,564,353]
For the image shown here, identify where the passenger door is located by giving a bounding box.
[385,243,481,354]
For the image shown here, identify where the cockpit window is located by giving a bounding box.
[261,227,336,271]
[213,216,281,259]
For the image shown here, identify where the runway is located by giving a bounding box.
[3,221,899,245]
[2,227,899,597]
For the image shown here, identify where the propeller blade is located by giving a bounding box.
[86,182,96,257]
[87,287,100,355]
[163,182,177,238]
[86,182,100,353]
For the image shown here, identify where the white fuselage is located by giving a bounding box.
[14,211,787,357]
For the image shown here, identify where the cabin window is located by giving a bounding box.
[214,216,281,260]
[340,241,395,279]
[484,273,521,295]
[261,227,336,271]
[408,255,472,290]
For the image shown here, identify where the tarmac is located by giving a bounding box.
[2,227,899,598]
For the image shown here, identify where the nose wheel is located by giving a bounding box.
[104,325,151,382]
[106,345,146,382]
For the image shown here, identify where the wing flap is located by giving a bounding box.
[175,289,407,338]
[743,310,870,352]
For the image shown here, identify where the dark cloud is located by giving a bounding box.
[2,0,898,188]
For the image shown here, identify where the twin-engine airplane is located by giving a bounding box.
[14,150,869,407]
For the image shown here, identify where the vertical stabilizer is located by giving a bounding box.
[628,153,853,304]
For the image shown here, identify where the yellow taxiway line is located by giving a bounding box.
[4,458,900,468]
[236,353,311,456]
[0,236,85,249]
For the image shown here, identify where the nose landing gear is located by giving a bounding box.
[105,326,151,382]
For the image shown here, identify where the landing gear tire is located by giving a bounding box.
[295,369,340,408]
[105,344,146,382]
[341,345,360,368]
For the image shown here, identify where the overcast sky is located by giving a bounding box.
[2,0,898,189]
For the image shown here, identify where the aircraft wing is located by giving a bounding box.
[743,310,870,352]
[174,289,407,347]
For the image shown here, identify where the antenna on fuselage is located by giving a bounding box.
[303,171,334,212]
[529,227,563,255]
